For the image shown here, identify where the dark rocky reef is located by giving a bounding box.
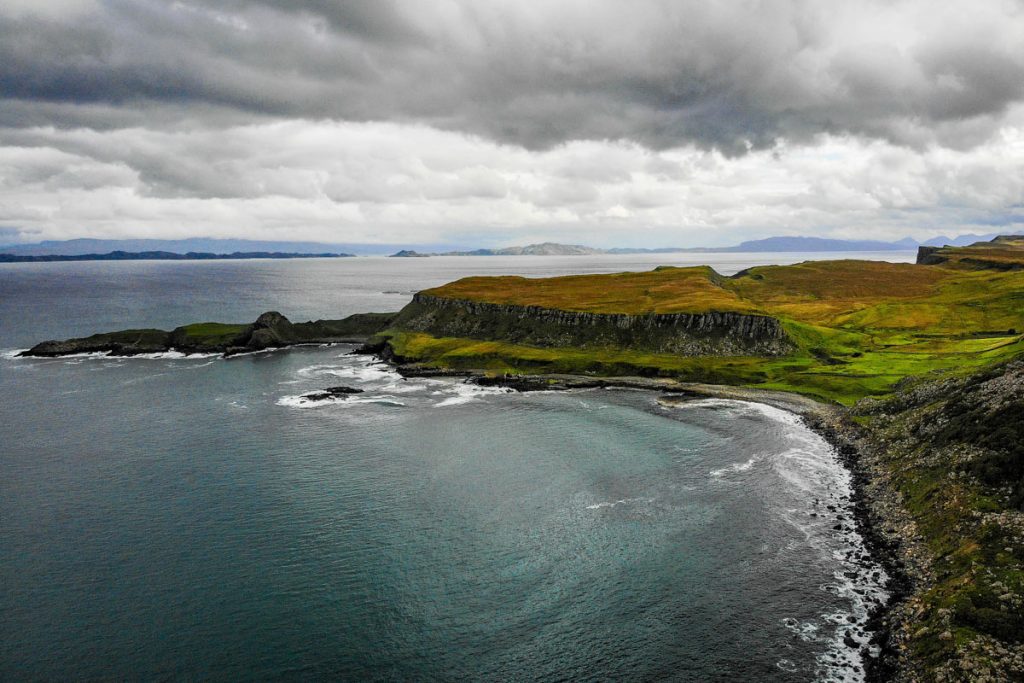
[20,311,398,358]
[387,293,792,356]
[301,386,365,402]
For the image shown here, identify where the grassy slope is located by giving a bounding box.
[855,363,1024,676]
[923,236,1024,270]
[420,266,757,314]
[174,322,250,347]
[390,254,1024,405]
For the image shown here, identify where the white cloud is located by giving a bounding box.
[1,116,1021,247]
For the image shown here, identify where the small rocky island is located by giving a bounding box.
[20,311,396,357]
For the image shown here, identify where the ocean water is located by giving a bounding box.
[0,253,904,681]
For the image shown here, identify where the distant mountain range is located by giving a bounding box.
[391,242,604,257]
[0,238,412,257]
[0,250,353,263]
[390,233,1007,257]
[0,232,1010,260]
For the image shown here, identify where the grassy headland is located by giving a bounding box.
[378,241,1024,406]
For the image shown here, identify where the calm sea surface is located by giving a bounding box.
[0,253,909,680]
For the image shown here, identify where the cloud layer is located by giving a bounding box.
[1,0,1023,245]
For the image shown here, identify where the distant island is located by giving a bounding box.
[389,250,431,258]
[2,231,1006,259]
[0,250,354,263]
[391,243,603,257]
[388,233,1004,257]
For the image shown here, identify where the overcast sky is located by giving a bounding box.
[1,0,1023,248]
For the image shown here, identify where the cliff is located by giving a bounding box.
[915,245,946,265]
[916,236,1024,270]
[387,293,792,356]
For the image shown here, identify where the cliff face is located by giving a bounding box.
[917,236,1024,270]
[389,293,792,356]
[916,245,946,265]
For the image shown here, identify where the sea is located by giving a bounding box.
[0,252,915,681]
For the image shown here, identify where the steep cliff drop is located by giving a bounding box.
[386,293,792,357]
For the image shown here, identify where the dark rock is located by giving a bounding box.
[20,329,172,357]
[302,385,365,401]
[324,386,363,395]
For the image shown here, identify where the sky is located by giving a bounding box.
[1,0,1023,248]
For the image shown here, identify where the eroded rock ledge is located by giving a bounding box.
[389,293,792,356]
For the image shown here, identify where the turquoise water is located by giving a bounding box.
[0,256,895,680]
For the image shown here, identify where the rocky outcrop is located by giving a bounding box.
[916,245,946,265]
[300,386,364,402]
[388,293,792,356]
[917,236,1024,270]
[21,311,398,357]
[22,329,174,357]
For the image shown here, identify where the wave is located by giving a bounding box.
[378,381,431,394]
[709,452,764,478]
[276,392,406,409]
[668,396,888,682]
[2,348,221,361]
[433,382,513,407]
[295,362,398,383]
[585,497,654,510]
[666,396,804,428]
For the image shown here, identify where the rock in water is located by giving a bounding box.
[302,386,365,402]
[324,386,363,396]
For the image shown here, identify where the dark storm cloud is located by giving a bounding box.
[1,0,1022,152]
[1,0,1023,247]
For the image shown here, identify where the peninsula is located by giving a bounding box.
[20,235,1024,679]
[20,311,395,357]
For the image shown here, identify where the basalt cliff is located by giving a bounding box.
[386,292,792,357]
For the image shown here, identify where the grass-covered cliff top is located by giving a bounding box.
[424,257,1022,332]
[388,237,1024,405]
[920,235,1024,270]
[420,265,758,314]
